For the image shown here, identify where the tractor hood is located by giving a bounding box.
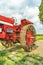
[0,15,14,25]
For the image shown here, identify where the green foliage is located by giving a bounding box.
[0,51,8,57]
[0,43,43,65]
[39,0,43,24]
[36,34,43,40]
[0,57,6,65]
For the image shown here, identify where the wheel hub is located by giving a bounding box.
[26,31,35,46]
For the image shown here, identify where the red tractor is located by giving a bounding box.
[0,15,36,51]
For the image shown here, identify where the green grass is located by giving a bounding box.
[0,44,43,65]
[36,34,43,40]
[0,34,43,65]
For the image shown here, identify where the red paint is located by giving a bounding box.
[0,15,34,46]
[26,31,34,46]
[0,15,14,24]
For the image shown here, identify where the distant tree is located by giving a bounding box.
[39,0,43,24]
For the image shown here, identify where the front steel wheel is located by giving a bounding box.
[1,40,14,48]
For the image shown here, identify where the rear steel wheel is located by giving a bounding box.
[20,24,36,51]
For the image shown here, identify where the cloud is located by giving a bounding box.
[22,6,43,34]
[0,0,43,34]
[8,0,25,7]
[33,17,43,34]
[22,7,39,20]
[33,0,41,6]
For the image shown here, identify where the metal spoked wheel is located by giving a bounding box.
[1,40,14,48]
[20,24,36,52]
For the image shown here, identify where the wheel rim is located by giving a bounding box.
[2,40,14,48]
[26,31,35,46]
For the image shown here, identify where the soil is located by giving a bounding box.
[29,40,43,57]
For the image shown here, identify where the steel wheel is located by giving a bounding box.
[1,40,14,48]
[20,24,36,51]
[26,26,35,46]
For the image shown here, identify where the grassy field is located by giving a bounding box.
[0,34,43,65]
[36,34,43,40]
[0,46,43,65]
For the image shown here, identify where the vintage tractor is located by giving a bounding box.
[0,15,36,51]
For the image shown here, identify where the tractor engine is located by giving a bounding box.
[0,15,36,51]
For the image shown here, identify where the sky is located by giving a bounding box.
[0,0,43,34]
